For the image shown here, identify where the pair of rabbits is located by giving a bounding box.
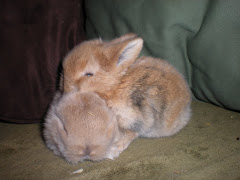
[44,33,191,164]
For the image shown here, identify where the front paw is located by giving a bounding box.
[106,146,121,160]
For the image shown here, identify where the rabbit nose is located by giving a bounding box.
[80,146,91,161]
[71,85,79,92]
[84,146,91,157]
[63,85,78,92]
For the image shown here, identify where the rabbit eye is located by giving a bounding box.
[84,72,94,77]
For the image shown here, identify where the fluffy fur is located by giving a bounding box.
[44,91,127,164]
[61,33,192,157]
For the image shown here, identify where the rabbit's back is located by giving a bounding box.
[108,57,191,138]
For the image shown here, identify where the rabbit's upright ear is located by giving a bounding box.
[110,33,137,44]
[117,38,143,66]
[106,36,143,74]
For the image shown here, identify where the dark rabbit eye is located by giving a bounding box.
[84,72,94,77]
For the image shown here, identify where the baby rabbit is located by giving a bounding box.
[44,91,126,164]
[61,33,191,148]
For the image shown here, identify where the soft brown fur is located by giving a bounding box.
[61,33,192,157]
[44,91,127,164]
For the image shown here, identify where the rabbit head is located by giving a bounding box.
[44,92,121,164]
[61,33,143,96]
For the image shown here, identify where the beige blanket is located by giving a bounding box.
[1,101,239,179]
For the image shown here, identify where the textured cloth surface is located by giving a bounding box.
[1,101,240,179]
[0,0,85,123]
[85,0,240,111]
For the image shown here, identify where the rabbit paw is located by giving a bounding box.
[106,146,121,160]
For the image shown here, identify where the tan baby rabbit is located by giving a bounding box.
[61,33,191,152]
[44,91,125,164]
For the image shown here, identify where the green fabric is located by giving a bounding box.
[1,101,240,179]
[85,0,240,111]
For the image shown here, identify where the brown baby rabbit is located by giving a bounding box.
[44,91,127,164]
[61,33,191,151]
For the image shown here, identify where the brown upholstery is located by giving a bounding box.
[0,0,86,123]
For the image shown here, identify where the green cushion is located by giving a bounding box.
[85,0,240,111]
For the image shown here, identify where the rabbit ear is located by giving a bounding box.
[54,108,68,136]
[110,33,138,44]
[106,37,143,73]
[117,38,143,66]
